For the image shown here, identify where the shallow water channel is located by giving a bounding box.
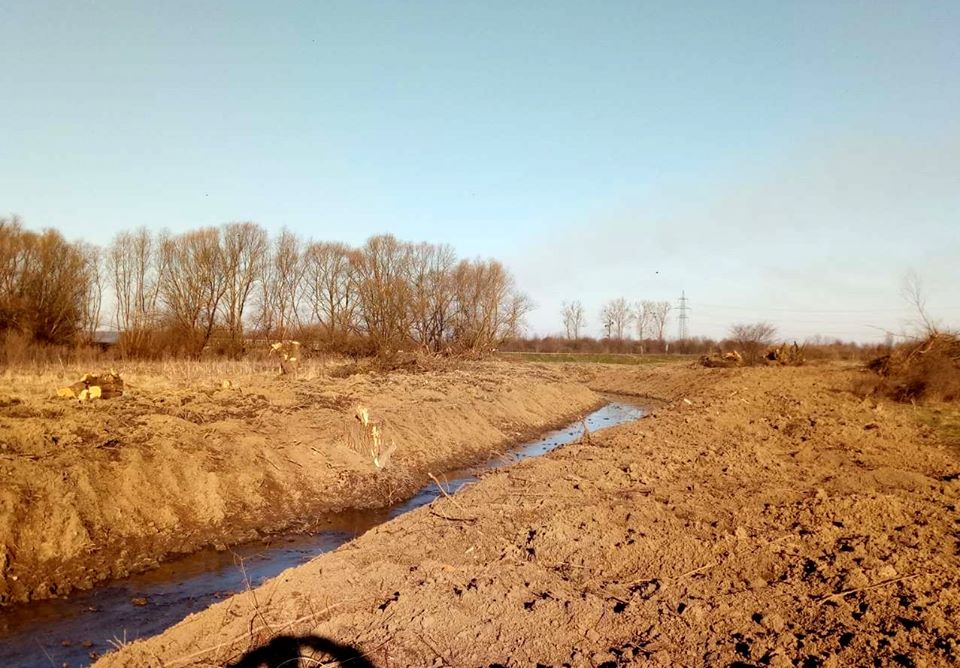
[0,399,645,667]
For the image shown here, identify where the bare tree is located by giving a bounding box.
[650,300,672,341]
[106,228,166,355]
[0,217,96,345]
[0,216,27,333]
[351,234,413,352]
[507,292,534,340]
[901,269,938,336]
[729,322,777,365]
[452,258,526,353]
[220,222,268,356]
[257,228,305,338]
[561,300,586,339]
[17,229,90,344]
[303,240,357,346]
[407,242,457,352]
[599,298,633,340]
[159,227,227,356]
[635,300,655,352]
[79,243,103,341]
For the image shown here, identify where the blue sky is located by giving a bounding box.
[2,1,958,340]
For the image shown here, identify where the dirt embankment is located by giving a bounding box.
[0,362,600,606]
[97,364,960,668]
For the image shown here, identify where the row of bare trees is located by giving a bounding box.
[562,298,673,347]
[4,219,531,357]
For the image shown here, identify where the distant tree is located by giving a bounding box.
[650,300,672,341]
[505,291,534,341]
[78,242,103,341]
[20,229,90,343]
[257,228,305,338]
[0,217,95,344]
[901,269,938,336]
[451,257,528,353]
[220,222,268,356]
[351,234,413,352]
[635,300,655,352]
[729,322,777,365]
[600,298,633,340]
[0,217,23,333]
[304,240,358,347]
[159,227,227,356]
[407,242,457,352]
[561,300,586,339]
[107,227,166,355]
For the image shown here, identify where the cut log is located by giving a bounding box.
[55,371,124,401]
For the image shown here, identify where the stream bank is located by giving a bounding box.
[0,363,600,607]
[0,400,646,668]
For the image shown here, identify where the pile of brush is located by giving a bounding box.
[764,342,806,366]
[698,350,743,368]
[867,332,960,402]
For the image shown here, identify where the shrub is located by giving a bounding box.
[728,322,777,365]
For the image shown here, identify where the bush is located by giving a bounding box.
[728,322,777,365]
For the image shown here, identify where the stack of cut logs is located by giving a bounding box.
[56,371,124,402]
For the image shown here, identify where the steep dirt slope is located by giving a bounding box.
[0,362,599,605]
[96,364,959,667]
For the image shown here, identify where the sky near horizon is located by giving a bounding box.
[2,1,958,341]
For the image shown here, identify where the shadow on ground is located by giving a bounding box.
[228,634,375,668]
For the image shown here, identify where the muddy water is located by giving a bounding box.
[0,400,645,667]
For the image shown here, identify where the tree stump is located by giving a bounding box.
[271,341,301,375]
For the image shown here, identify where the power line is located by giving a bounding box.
[678,290,689,339]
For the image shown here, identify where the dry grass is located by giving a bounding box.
[0,356,360,400]
[916,404,960,453]
[106,630,132,652]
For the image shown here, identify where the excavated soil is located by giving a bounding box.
[0,362,600,606]
[94,363,960,668]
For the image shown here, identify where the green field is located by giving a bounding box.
[496,351,694,365]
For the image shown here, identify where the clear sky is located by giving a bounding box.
[2,1,957,341]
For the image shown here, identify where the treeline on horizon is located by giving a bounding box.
[0,216,531,359]
[503,298,889,360]
[499,334,888,360]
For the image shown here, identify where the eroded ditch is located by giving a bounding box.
[0,399,646,667]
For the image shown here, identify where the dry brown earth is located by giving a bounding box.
[0,362,599,606]
[94,363,960,667]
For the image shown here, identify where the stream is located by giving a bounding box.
[0,399,645,667]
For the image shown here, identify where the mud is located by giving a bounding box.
[0,362,600,607]
[92,364,960,667]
